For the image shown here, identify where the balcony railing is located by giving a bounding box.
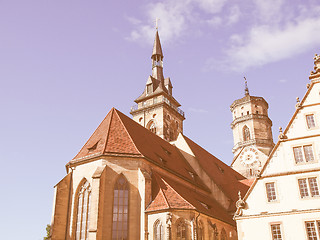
[130,96,185,118]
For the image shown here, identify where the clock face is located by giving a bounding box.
[239,147,259,166]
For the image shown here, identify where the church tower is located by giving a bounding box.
[230,81,274,178]
[130,31,185,141]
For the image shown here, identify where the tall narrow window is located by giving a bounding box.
[198,221,203,240]
[210,224,218,240]
[271,224,282,240]
[305,220,320,240]
[112,175,129,240]
[293,145,315,163]
[177,221,186,240]
[154,220,164,240]
[298,177,320,198]
[266,182,277,202]
[306,114,316,129]
[243,126,251,141]
[147,120,157,134]
[75,181,91,240]
[220,228,227,240]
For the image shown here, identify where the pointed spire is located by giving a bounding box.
[244,77,250,96]
[152,31,163,57]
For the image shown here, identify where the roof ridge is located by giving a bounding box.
[72,109,113,160]
[113,109,142,155]
[102,108,115,153]
[161,177,195,209]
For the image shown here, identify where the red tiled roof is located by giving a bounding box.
[147,172,235,225]
[72,108,208,190]
[181,135,250,210]
[73,108,141,160]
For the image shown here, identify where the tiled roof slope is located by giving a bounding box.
[147,172,235,225]
[73,108,141,160]
[72,108,208,189]
[181,135,250,210]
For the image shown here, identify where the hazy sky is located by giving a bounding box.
[1,0,320,239]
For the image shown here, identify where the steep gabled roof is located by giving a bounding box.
[146,172,235,225]
[181,135,250,206]
[72,108,207,189]
[73,108,141,160]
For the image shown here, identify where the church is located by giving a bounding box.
[49,30,320,240]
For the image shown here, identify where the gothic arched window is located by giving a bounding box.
[112,175,129,240]
[75,180,91,240]
[154,219,164,240]
[198,221,204,240]
[177,220,186,240]
[147,120,157,134]
[210,224,218,240]
[243,126,251,141]
[220,228,227,240]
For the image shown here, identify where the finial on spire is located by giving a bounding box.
[244,77,250,96]
[155,18,160,30]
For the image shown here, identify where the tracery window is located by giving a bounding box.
[220,228,227,240]
[177,220,186,240]
[210,224,218,240]
[154,219,164,240]
[243,126,250,141]
[147,120,157,134]
[75,180,91,240]
[198,221,204,240]
[112,175,129,240]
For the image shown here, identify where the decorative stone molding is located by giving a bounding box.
[310,54,320,76]
[234,191,246,217]
[166,213,172,240]
[278,127,287,141]
[295,97,302,109]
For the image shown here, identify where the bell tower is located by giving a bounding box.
[230,80,274,178]
[130,31,185,142]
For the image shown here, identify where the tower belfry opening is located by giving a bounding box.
[130,30,185,142]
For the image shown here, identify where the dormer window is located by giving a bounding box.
[146,84,153,95]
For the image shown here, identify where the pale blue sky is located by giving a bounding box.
[1,0,320,239]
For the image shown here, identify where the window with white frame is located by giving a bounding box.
[293,145,315,163]
[270,224,282,240]
[266,182,277,202]
[298,177,320,198]
[305,220,320,240]
[306,114,316,129]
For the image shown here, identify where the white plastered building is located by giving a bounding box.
[234,54,320,240]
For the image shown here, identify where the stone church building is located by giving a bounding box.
[50,31,252,240]
[49,30,320,240]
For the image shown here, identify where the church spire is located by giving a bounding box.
[151,31,164,80]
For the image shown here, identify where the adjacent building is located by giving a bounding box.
[234,54,320,240]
